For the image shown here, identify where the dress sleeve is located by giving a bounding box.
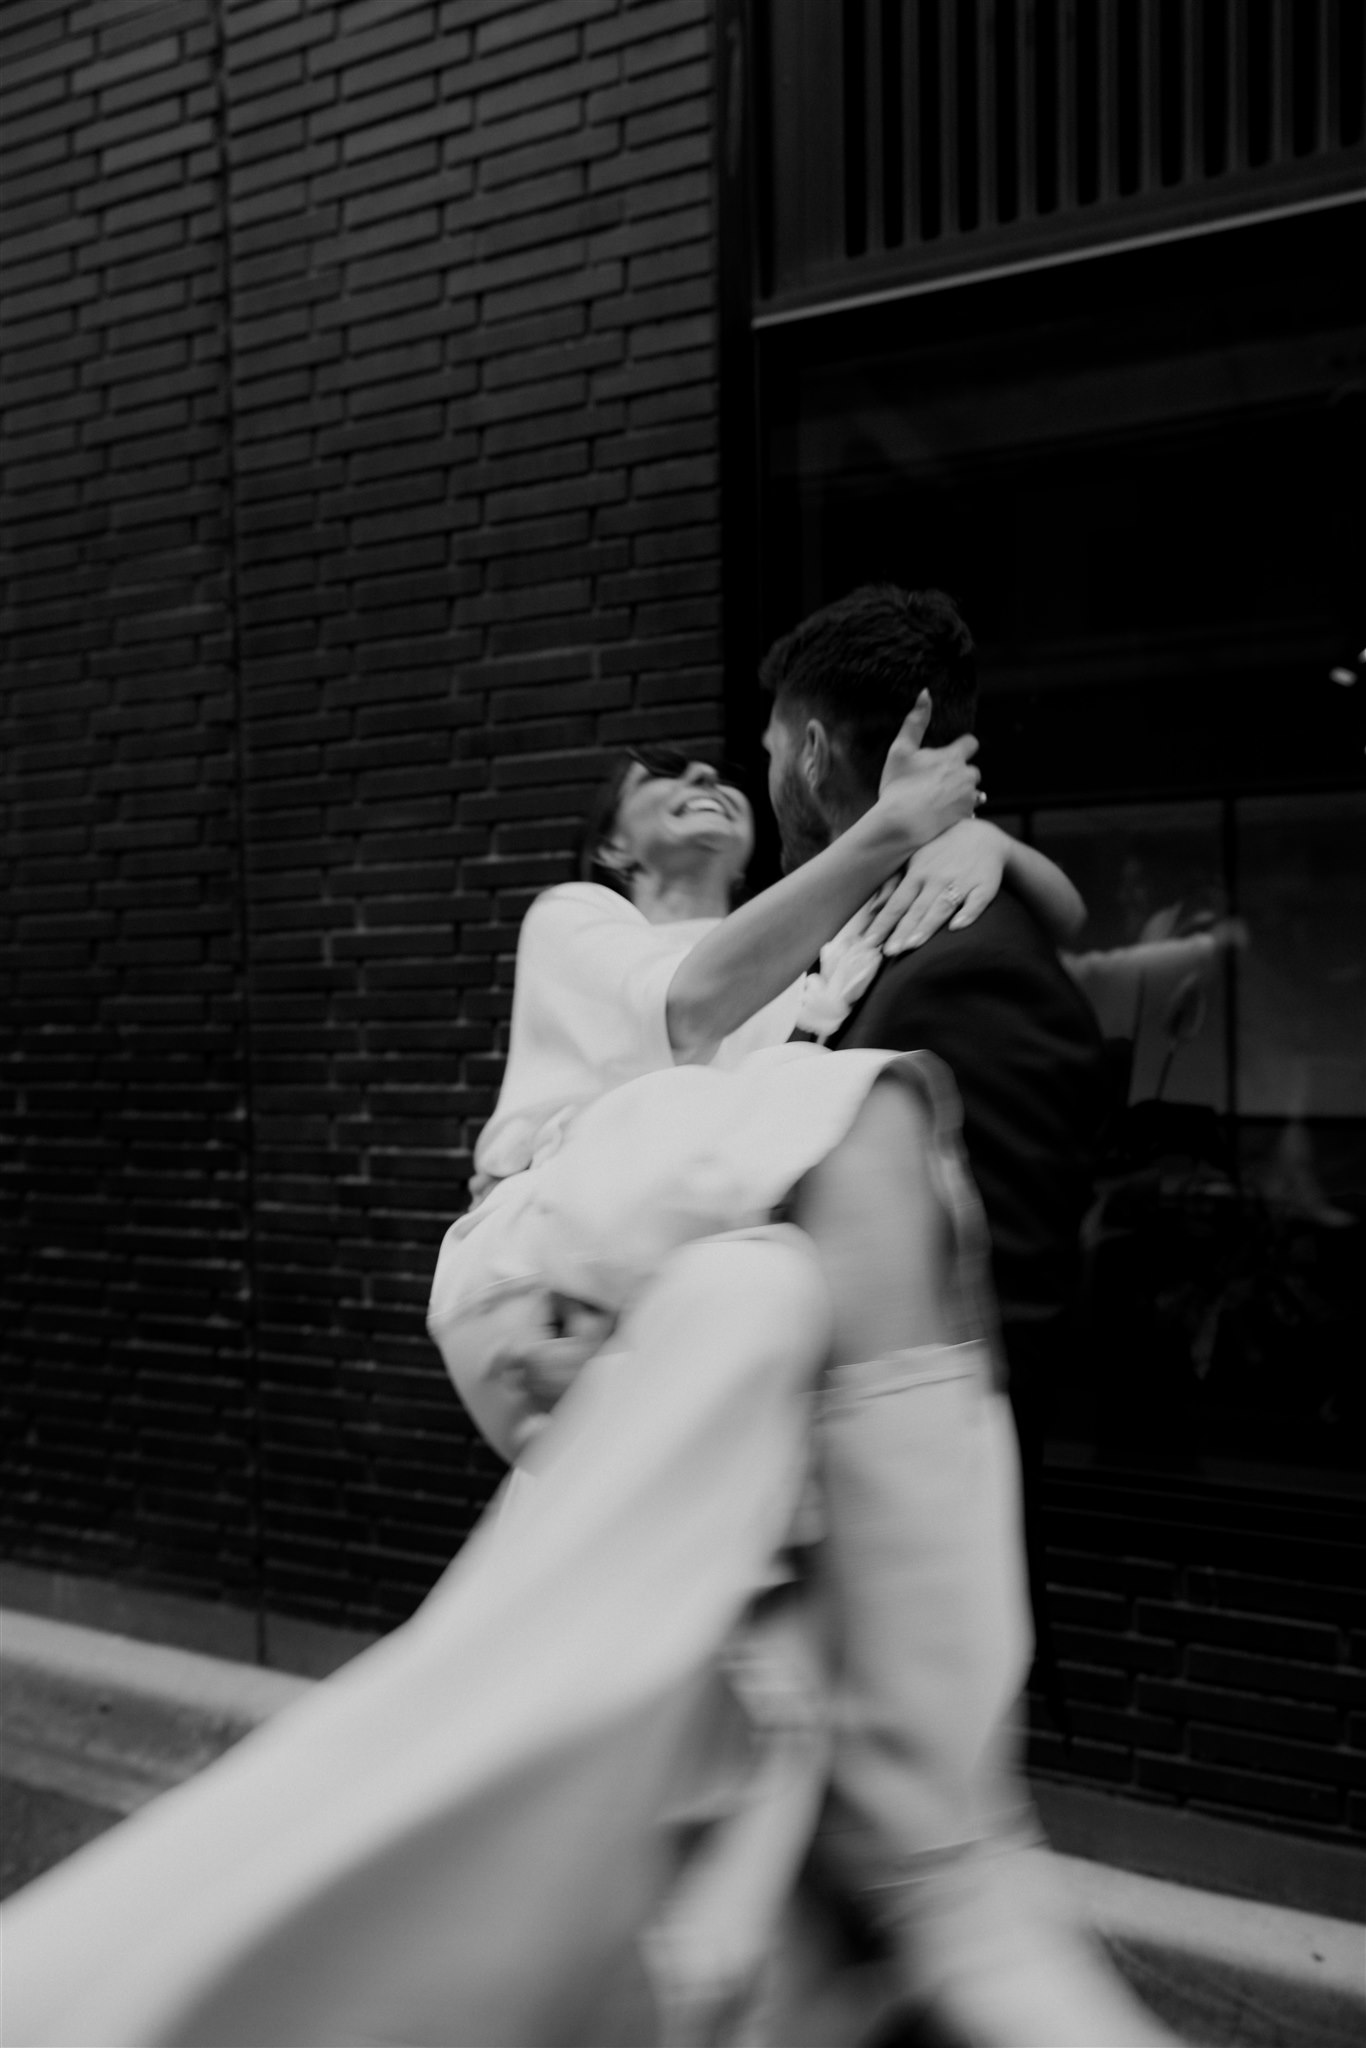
[473,885,691,1180]
[518,885,683,1075]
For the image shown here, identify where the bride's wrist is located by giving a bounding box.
[858,794,927,862]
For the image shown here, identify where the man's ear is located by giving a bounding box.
[800,718,832,794]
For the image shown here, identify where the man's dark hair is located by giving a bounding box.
[759,585,977,791]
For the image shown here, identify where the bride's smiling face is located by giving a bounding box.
[606,755,754,888]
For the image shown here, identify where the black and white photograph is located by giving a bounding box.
[2,3,1364,2042]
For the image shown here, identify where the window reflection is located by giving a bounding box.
[1237,792,1366,1124]
[1027,792,1364,1472]
[1034,803,1228,1111]
[757,213,1365,1478]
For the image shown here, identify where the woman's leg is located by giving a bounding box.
[791,1070,1032,1868]
[2,1230,831,2048]
[790,1069,1178,2047]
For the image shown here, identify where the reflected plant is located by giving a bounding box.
[1153,970,1208,1102]
[1084,893,1358,1447]
[1086,1103,1358,1441]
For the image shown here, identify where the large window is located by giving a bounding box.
[753,209,1365,1478]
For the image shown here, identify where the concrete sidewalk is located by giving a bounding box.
[2,1607,1362,2045]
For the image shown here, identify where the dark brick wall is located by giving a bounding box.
[3,0,725,1636]
[1,0,259,1607]
[1031,1469,1366,1854]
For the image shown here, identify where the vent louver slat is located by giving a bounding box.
[759,0,1366,315]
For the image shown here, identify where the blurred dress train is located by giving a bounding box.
[1,1228,840,2047]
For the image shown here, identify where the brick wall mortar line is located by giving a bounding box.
[209,0,267,1664]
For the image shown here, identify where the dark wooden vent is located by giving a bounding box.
[757,0,1366,316]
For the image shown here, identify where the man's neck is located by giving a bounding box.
[791,792,873,865]
[827,789,875,841]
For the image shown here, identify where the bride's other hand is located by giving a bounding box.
[867,819,1007,955]
[518,1297,616,1410]
[876,692,980,847]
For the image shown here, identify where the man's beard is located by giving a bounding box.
[772,759,832,872]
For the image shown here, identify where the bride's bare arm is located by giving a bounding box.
[665,712,979,1059]
[999,834,1086,942]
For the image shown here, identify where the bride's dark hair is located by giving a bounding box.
[575,744,698,897]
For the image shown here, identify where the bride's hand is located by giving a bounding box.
[866,819,1007,955]
[876,692,980,847]
[517,1297,616,1410]
[878,690,934,788]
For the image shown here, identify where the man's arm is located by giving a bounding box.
[832,896,1107,1332]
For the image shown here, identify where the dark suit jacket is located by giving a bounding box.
[829,892,1106,1353]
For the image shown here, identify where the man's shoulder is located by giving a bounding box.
[883,891,1062,981]
[834,893,1099,1048]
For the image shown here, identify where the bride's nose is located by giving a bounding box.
[682,762,718,788]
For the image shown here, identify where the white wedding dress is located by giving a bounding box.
[427,882,911,1457]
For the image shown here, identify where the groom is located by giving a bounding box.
[493,585,1156,2043]
[762,584,1106,1696]
[758,588,1167,2043]
[466,584,1159,2045]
